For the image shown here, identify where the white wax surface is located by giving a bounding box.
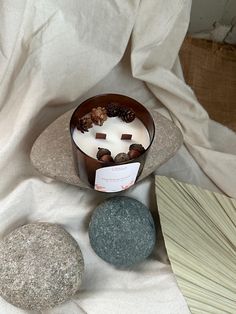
[72,117,150,159]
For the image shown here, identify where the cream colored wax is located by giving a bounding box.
[72,116,150,159]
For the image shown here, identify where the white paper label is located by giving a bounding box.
[95,163,140,192]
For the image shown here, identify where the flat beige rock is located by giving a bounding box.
[30,109,183,190]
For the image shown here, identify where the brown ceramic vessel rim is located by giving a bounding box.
[69,93,156,164]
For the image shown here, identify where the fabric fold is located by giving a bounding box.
[131,0,236,198]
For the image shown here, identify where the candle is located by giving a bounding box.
[72,116,150,159]
[70,94,155,190]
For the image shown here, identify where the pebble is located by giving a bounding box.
[0,223,84,311]
[89,197,156,267]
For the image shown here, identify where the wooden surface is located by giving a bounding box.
[180,37,236,132]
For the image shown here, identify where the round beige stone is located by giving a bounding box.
[0,223,84,311]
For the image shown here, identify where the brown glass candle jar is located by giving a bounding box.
[70,94,155,192]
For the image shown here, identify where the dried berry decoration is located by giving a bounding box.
[77,116,93,133]
[119,106,135,123]
[129,144,145,153]
[128,149,142,159]
[114,153,130,163]
[106,103,121,117]
[96,148,111,160]
[128,144,146,159]
[100,155,114,163]
[91,107,107,126]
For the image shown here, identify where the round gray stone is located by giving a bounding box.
[0,223,84,311]
[89,197,156,267]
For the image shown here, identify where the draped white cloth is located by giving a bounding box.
[0,1,235,313]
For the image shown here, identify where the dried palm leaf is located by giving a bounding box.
[155,176,236,314]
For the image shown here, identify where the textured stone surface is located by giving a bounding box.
[89,197,156,267]
[30,109,183,190]
[0,223,84,311]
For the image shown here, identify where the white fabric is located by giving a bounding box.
[0,1,235,313]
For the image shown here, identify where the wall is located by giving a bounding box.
[189,0,236,33]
